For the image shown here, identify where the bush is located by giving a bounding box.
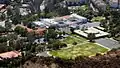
[72,42,77,45]
[0,36,7,43]
[14,26,27,37]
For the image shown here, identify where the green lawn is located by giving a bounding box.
[91,16,105,22]
[80,5,89,11]
[62,34,87,45]
[50,43,108,59]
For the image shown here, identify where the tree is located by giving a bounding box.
[0,13,6,21]
[14,26,27,36]
[55,7,70,16]
[0,26,6,33]
[45,29,57,41]
[9,0,21,25]
[6,7,13,17]
[0,36,7,43]
[35,45,45,52]
[27,23,35,29]
[27,31,36,44]
[7,33,18,40]
[5,19,12,30]
[47,40,67,50]
[70,27,75,34]
[88,33,96,42]
[72,42,77,45]
[12,6,21,25]
[106,11,120,37]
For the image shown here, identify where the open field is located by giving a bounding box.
[62,34,87,45]
[50,43,108,59]
[91,16,105,22]
[50,35,108,59]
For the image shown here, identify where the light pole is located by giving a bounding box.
[45,26,49,44]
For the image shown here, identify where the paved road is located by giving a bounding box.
[95,38,120,49]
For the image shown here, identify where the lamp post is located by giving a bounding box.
[45,26,49,44]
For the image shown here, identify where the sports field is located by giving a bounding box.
[50,35,109,59]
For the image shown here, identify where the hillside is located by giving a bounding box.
[23,50,120,68]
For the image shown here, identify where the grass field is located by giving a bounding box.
[62,35,87,45]
[91,16,105,22]
[50,35,108,59]
[50,43,108,59]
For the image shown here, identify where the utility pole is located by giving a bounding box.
[118,0,120,9]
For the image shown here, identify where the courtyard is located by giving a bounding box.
[74,27,109,38]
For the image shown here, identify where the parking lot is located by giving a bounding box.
[95,38,120,49]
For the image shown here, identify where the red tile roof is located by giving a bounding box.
[0,51,21,60]
[34,28,46,35]
[16,25,46,36]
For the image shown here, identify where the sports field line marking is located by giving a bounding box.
[94,43,111,51]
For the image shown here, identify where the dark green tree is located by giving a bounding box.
[88,33,96,42]
[14,26,27,36]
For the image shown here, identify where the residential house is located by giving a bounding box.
[65,0,87,6]
[17,25,46,36]
[107,0,120,8]
[0,0,10,5]
[90,0,106,11]
[0,51,21,60]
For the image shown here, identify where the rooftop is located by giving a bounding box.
[74,27,109,38]
[0,51,21,60]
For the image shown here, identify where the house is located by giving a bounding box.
[20,4,31,16]
[0,4,8,27]
[65,0,87,6]
[107,0,120,8]
[0,0,10,5]
[33,14,87,29]
[0,4,7,13]
[34,28,46,36]
[90,0,106,11]
[0,51,21,60]
[55,13,88,28]
[16,25,46,36]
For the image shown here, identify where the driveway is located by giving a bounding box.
[95,38,120,49]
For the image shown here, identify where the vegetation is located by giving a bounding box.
[47,40,67,50]
[1,0,120,67]
[50,43,108,59]
[62,35,86,45]
[49,34,108,59]
[88,33,96,42]
[22,50,120,68]
[73,5,93,20]
[91,16,105,22]
[14,26,27,37]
